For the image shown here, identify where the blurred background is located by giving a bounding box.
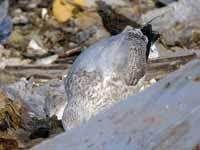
[3,0,200,70]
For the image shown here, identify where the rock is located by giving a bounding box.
[142,0,200,26]
[12,8,29,25]
[35,55,58,65]
[74,26,110,46]
[113,6,141,22]
[85,26,110,46]
[74,12,103,29]
[27,39,48,57]
[42,80,67,120]
[131,0,155,13]
[74,26,97,44]
[27,0,42,9]
[0,90,64,149]
[141,0,200,49]
[96,1,140,35]
[72,12,110,45]
[0,78,67,120]
[1,78,46,118]
[31,60,200,150]
[13,14,29,25]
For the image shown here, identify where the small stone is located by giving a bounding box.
[35,55,58,65]
[27,39,47,56]
[150,78,157,84]
[41,8,48,20]
[13,15,29,25]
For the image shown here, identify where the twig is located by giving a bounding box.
[2,51,200,81]
[59,47,82,58]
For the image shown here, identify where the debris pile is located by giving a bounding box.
[0,0,199,149]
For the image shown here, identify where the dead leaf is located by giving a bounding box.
[194,75,200,81]
[0,137,19,150]
[53,0,85,22]
[53,0,75,22]
[0,92,22,130]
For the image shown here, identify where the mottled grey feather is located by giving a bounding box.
[62,26,148,130]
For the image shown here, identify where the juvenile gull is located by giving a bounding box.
[62,25,159,130]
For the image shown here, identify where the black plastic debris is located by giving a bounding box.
[155,0,178,7]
